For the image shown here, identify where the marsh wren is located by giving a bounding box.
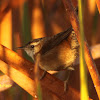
[18,26,79,91]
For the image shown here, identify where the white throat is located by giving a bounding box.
[25,49,34,61]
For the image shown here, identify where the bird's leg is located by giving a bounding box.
[64,67,74,91]
[64,70,71,91]
[39,71,47,80]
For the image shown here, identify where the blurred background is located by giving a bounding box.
[0,0,100,100]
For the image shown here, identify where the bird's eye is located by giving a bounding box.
[31,45,34,48]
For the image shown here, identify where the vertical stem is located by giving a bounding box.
[34,58,42,100]
[78,0,89,100]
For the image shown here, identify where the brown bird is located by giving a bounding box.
[18,26,79,91]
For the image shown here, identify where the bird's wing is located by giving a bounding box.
[40,26,73,54]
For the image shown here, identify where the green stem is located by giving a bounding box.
[78,0,89,100]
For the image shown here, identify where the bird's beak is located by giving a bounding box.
[16,46,25,50]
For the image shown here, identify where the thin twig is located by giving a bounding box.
[62,0,100,99]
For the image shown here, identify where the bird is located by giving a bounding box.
[17,26,79,91]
